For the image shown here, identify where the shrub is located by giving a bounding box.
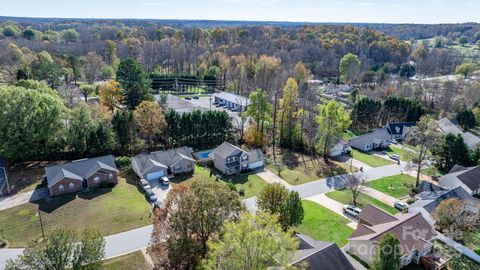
[406,197,416,204]
[0,239,7,248]
[99,181,109,188]
[239,189,245,197]
[227,181,237,192]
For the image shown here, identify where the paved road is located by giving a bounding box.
[0,162,409,268]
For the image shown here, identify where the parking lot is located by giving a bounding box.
[160,94,245,129]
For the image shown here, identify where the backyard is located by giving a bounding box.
[367,174,417,198]
[171,165,268,198]
[326,189,399,214]
[266,149,353,185]
[351,149,395,168]
[0,177,152,247]
[296,200,354,247]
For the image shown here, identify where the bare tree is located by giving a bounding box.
[344,173,366,206]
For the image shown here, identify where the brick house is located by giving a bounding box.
[45,155,118,196]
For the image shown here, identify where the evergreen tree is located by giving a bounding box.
[372,233,402,270]
[434,133,475,172]
[456,108,476,130]
[116,58,153,110]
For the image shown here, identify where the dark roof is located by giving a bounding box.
[449,164,468,174]
[419,181,446,193]
[45,155,118,187]
[358,204,398,226]
[412,186,479,213]
[292,234,355,270]
[131,147,195,177]
[385,122,416,135]
[457,166,480,191]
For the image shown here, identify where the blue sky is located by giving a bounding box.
[3,0,479,23]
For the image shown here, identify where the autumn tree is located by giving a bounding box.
[99,80,124,112]
[133,100,167,146]
[405,116,442,187]
[278,78,300,149]
[257,183,304,231]
[339,53,361,83]
[455,62,478,79]
[150,182,243,269]
[432,198,478,240]
[316,101,351,158]
[244,88,272,147]
[372,233,402,270]
[83,51,104,84]
[202,212,300,270]
[344,173,366,206]
[6,228,104,270]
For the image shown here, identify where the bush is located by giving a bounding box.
[0,239,7,248]
[227,181,237,192]
[99,181,109,188]
[239,189,245,197]
[475,249,480,255]
[406,197,416,204]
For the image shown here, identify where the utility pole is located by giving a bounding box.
[37,211,45,238]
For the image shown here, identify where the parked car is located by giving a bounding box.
[343,205,362,219]
[161,176,170,186]
[394,201,408,211]
[389,154,400,161]
[138,178,151,191]
[145,188,157,202]
[184,97,192,100]
[192,95,199,99]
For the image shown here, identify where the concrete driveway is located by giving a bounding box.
[147,179,170,203]
[256,170,292,188]
[0,187,49,211]
[362,187,397,206]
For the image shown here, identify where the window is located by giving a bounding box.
[94,176,100,183]
[242,155,248,160]
[59,185,64,192]
[108,173,113,180]
[174,166,181,171]
[69,182,75,190]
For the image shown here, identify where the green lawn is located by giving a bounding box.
[384,146,410,161]
[0,177,152,247]
[352,149,395,168]
[172,165,268,198]
[421,167,443,177]
[296,200,354,247]
[367,174,416,198]
[464,230,480,254]
[102,251,147,270]
[326,189,399,215]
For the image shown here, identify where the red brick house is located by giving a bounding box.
[45,155,118,196]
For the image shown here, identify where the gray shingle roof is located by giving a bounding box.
[439,165,480,193]
[437,118,480,149]
[292,234,355,270]
[350,128,390,147]
[385,122,416,136]
[210,142,246,159]
[214,91,250,106]
[412,186,479,213]
[131,147,195,177]
[45,155,118,187]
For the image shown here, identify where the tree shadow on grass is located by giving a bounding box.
[34,193,77,213]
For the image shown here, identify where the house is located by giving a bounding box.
[131,147,195,180]
[438,164,480,196]
[437,117,480,150]
[385,122,416,140]
[409,181,479,224]
[213,91,250,112]
[330,139,350,157]
[350,128,391,152]
[348,204,437,267]
[291,234,356,270]
[44,155,118,197]
[209,142,264,175]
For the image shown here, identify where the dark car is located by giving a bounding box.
[192,95,199,99]
[184,97,192,100]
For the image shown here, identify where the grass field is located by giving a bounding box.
[326,189,399,214]
[296,200,354,247]
[0,177,152,247]
[102,251,148,270]
[384,146,411,161]
[351,149,395,167]
[367,174,416,198]
[172,165,268,198]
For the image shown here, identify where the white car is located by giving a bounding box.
[394,201,408,211]
[343,205,362,219]
[389,154,400,161]
[139,179,151,190]
[161,176,170,186]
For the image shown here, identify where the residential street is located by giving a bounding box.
[0,161,409,267]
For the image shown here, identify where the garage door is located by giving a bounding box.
[248,161,264,170]
[146,170,165,181]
